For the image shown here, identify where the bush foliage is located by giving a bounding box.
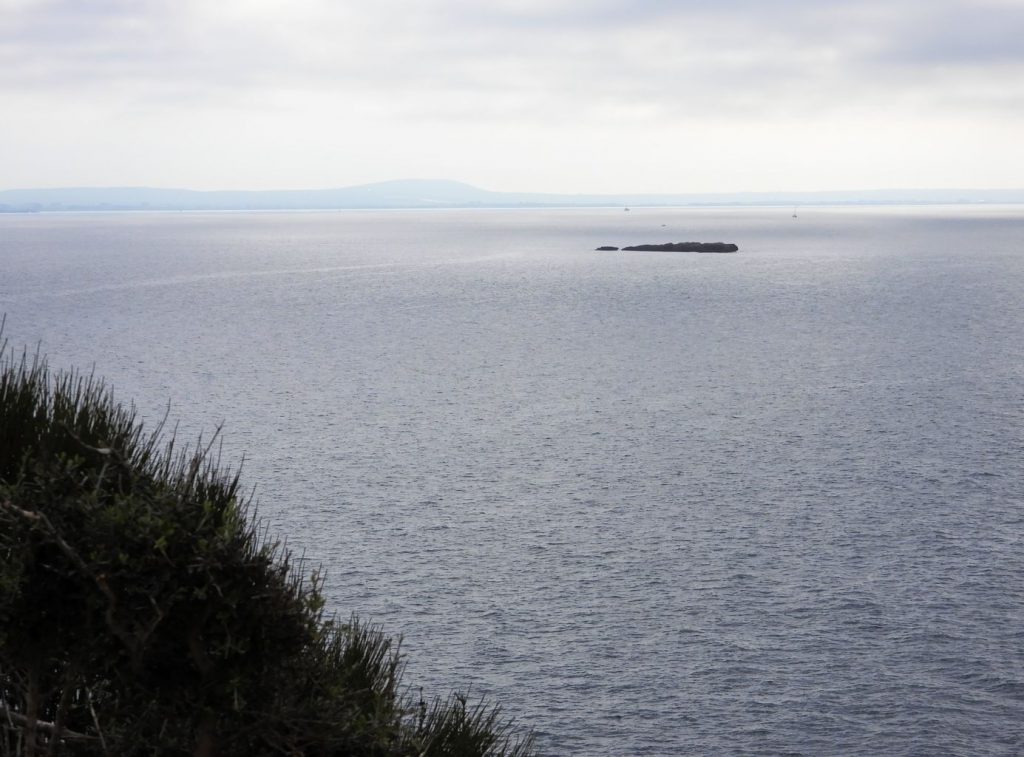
[0,342,533,756]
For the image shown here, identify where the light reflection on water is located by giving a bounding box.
[2,206,1024,755]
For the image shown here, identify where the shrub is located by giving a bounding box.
[0,341,533,757]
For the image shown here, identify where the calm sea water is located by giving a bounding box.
[2,206,1023,755]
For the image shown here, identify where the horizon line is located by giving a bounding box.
[4,179,1024,195]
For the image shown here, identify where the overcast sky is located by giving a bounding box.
[2,0,1022,193]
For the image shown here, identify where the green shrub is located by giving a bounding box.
[0,339,534,757]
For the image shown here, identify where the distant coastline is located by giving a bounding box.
[2,179,1023,213]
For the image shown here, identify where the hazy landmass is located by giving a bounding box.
[1,179,1023,212]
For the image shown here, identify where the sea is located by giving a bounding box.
[2,205,1023,755]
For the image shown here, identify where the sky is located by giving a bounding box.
[2,0,1023,193]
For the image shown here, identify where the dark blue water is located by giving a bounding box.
[3,206,1023,755]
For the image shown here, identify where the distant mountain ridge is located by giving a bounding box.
[2,179,1023,212]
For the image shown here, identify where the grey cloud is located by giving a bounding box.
[874,4,1024,65]
[448,0,1024,72]
[2,0,1022,118]
[0,0,286,99]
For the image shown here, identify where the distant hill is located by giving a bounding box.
[2,180,1023,212]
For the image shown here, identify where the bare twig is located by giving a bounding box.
[0,705,96,742]
[0,499,160,667]
[85,690,108,756]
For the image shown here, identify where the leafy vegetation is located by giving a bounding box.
[0,338,534,756]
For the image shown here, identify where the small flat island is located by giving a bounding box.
[595,242,739,253]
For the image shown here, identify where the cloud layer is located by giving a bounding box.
[2,0,1022,191]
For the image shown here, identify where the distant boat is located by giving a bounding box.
[792,206,798,218]
[624,207,630,211]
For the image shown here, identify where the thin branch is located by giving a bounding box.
[0,500,141,660]
[0,705,96,742]
[85,689,108,756]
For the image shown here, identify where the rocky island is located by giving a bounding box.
[596,242,739,253]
